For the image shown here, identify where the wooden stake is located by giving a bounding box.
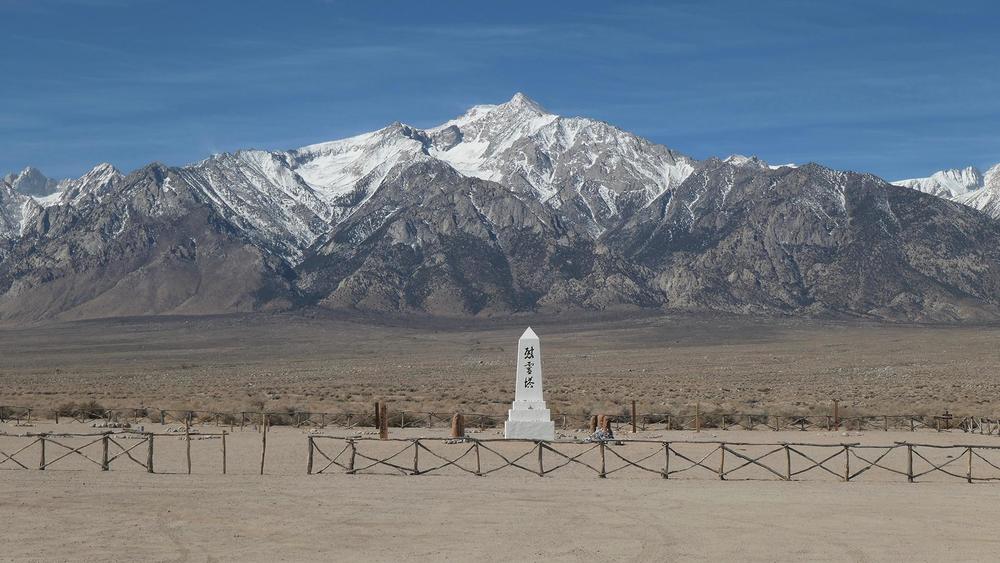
[374,401,381,429]
[906,444,913,483]
[38,434,46,470]
[843,445,850,482]
[186,418,192,475]
[101,433,109,471]
[221,431,227,475]
[967,447,973,484]
[599,441,606,478]
[259,413,268,475]
[537,442,544,477]
[631,400,637,433]
[474,442,482,476]
[718,444,725,480]
[379,403,389,440]
[412,440,419,475]
[662,443,669,479]
[347,439,356,474]
[785,445,792,481]
[306,436,314,475]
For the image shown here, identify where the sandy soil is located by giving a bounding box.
[4,423,1000,561]
[3,465,1000,561]
[2,312,1000,419]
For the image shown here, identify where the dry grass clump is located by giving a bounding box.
[52,400,107,419]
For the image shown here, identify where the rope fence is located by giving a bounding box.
[4,429,1000,483]
[0,430,228,475]
[307,436,1000,483]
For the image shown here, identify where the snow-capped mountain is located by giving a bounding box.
[3,93,1000,322]
[427,94,695,234]
[2,166,64,198]
[894,163,1000,218]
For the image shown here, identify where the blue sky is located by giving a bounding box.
[2,0,998,180]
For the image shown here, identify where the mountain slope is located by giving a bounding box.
[604,159,1000,321]
[0,164,296,320]
[3,94,1000,322]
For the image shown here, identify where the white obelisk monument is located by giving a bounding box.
[504,327,555,440]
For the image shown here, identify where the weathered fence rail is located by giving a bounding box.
[307,436,1000,483]
[5,430,1000,482]
[0,430,228,474]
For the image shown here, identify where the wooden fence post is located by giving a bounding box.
[631,400,637,433]
[906,444,913,483]
[185,418,192,475]
[307,436,314,475]
[599,441,607,478]
[537,441,544,477]
[379,403,389,440]
[474,441,482,476]
[785,445,792,481]
[718,443,725,480]
[967,447,973,484]
[412,439,420,475]
[662,443,669,479]
[695,403,701,432]
[843,445,850,482]
[259,413,268,475]
[833,400,839,430]
[160,410,166,425]
[38,434,46,470]
[144,433,154,473]
[221,431,227,475]
[347,439,356,474]
[101,433,110,471]
[374,401,381,429]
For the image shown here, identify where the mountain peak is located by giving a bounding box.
[7,166,60,197]
[504,92,547,114]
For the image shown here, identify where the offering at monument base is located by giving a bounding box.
[504,327,556,440]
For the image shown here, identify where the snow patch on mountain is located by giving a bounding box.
[894,163,1000,219]
[894,166,984,198]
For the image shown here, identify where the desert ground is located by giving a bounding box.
[4,311,1000,561]
[1,311,999,419]
[3,422,1000,561]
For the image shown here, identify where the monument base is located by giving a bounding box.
[504,419,555,440]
